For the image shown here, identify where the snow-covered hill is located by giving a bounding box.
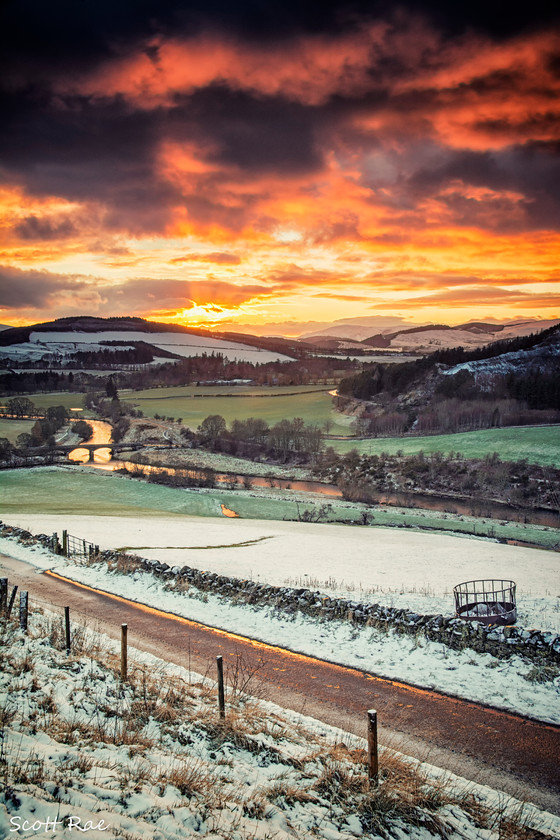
[444,330,560,379]
[302,319,560,354]
[0,326,294,365]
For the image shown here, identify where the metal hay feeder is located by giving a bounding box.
[453,579,517,625]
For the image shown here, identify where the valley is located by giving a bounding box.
[1,315,559,835]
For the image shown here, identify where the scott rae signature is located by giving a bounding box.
[9,817,110,833]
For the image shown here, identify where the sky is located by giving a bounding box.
[0,0,559,334]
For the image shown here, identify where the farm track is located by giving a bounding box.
[2,553,559,816]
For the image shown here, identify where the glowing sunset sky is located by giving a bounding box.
[1,0,559,333]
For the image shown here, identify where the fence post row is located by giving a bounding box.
[217,655,225,718]
[64,606,71,655]
[0,578,7,613]
[19,590,28,633]
[7,585,18,618]
[367,709,379,788]
[120,624,128,681]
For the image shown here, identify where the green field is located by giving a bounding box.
[121,385,353,434]
[330,425,560,467]
[1,467,557,549]
[19,392,90,414]
[0,418,35,443]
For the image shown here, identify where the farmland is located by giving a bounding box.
[0,418,35,442]
[120,384,353,433]
[14,391,90,414]
[330,425,560,468]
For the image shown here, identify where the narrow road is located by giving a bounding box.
[2,553,559,815]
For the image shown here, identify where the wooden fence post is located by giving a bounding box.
[64,606,71,655]
[0,578,7,614]
[51,532,58,554]
[367,709,379,788]
[216,655,225,718]
[62,530,68,557]
[19,590,28,633]
[7,585,18,618]
[120,624,128,681]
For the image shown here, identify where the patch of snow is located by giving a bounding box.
[3,513,557,630]
[1,521,559,726]
[0,330,294,365]
[2,611,559,840]
[24,330,294,363]
[443,338,560,379]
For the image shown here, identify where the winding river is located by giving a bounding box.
[66,422,558,528]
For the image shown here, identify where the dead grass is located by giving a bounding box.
[523,664,560,684]
[0,610,554,840]
[163,758,216,800]
[266,779,319,806]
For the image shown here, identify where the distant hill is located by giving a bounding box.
[336,323,560,436]
[0,316,296,365]
[361,319,560,353]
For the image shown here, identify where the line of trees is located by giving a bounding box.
[1,352,358,396]
[196,414,324,463]
[0,404,74,460]
[1,396,42,417]
[312,448,560,511]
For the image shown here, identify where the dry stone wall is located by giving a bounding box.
[2,522,559,665]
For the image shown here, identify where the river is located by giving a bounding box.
[66,422,558,528]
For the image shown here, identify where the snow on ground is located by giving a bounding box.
[4,513,559,632]
[127,446,315,480]
[0,340,135,361]
[1,523,559,726]
[2,613,559,840]
[0,330,294,364]
[22,330,293,363]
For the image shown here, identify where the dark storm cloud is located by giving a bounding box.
[0,266,92,307]
[0,93,157,177]
[406,143,560,231]
[1,1,558,244]
[15,215,77,241]
[1,0,557,84]
[0,83,325,235]
[0,93,182,233]
[168,87,324,174]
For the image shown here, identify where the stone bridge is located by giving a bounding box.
[53,442,172,462]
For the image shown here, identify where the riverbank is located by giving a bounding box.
[1,464,559,554]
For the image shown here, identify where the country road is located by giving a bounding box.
[2,552,559,816]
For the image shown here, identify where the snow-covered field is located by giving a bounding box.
[2,613,558,840]
[1,516,559,725]
[0,330,293,364]
[4,513,559,632]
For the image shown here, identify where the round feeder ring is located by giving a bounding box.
[453,579,517,625]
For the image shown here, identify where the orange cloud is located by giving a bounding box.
[60,26,387,107]
[2,16,559,329]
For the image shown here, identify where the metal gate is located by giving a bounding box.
[62,530,99,562]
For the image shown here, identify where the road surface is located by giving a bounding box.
[2,552,559,815]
